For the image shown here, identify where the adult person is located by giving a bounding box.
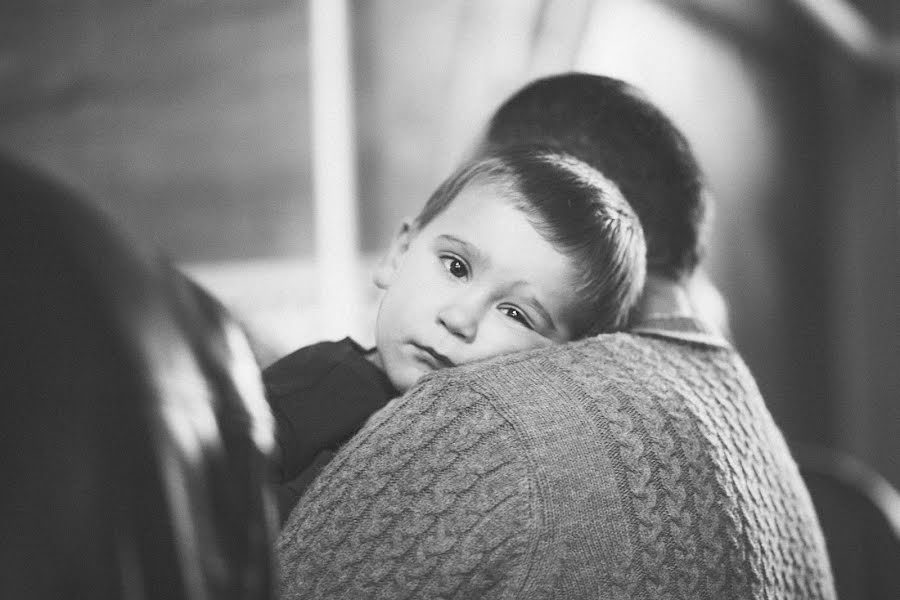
[276,73,836,599]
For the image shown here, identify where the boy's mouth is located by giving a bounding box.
[411,343,455,369]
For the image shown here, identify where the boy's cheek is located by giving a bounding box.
[475,322,557,360]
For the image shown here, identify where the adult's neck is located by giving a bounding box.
[634,271,733,340]
[634,274,696,321]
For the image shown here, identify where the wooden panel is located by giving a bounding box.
[0,0,311,261]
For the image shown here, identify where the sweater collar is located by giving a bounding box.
[629,314,731,349]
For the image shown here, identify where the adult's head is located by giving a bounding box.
[475,72,707,283]
[1,156,277,599]
[372,146,645,391]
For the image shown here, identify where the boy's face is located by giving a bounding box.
[372,179,581,392]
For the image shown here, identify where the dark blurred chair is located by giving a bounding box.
[794,444,900,600]
[0,156,277,599]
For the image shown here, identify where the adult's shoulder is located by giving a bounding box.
[277,339,656,598]
[421,330,726,404]
[424,332,644,387]
[277,373,541,599]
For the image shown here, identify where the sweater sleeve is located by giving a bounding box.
[275,375,536,600]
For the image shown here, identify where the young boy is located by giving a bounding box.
[265,146,646,521]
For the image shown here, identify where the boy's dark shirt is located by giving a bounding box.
[263,337,398,522]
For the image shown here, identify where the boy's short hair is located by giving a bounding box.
[479,73,706,282]
[414,147,646,335]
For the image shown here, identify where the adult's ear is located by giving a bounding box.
[373,220,413,290]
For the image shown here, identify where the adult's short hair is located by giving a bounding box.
[481,73,706,281]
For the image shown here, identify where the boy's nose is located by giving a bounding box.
[436,303,479,343]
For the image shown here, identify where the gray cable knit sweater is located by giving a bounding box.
[277,317,836,599]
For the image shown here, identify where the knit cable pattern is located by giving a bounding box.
[277,377,534,599]
[553,334,834,599]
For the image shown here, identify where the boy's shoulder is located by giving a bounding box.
[263,337,386,398]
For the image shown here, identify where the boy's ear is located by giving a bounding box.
[373,220,414,289]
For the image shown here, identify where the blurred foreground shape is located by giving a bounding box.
[0,155,277,600]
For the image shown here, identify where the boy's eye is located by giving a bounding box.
[440,256,469,280]
[499,305,533,329]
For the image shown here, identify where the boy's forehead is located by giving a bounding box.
[432,178,519,223]
[420,181,573,278]
[464,173,523,206]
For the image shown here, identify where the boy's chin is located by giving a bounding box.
[385,362,430,394]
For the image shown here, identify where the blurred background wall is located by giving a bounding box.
[2,0,898,487]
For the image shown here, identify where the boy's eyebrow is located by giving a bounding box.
[437,234,488,266]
